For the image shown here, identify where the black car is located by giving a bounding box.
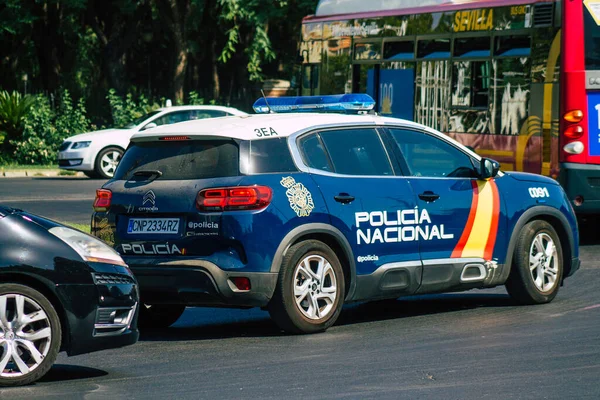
[0,206,138,386]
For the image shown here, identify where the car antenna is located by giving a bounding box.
[260,89,275,113]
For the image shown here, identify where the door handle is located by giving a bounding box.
[334,193,355,204]
[418,191,439,202]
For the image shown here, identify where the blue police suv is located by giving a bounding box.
[91,94,580,334]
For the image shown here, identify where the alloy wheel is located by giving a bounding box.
[529,232,559,293]
[293,254,338,320]
[0,294,52,377]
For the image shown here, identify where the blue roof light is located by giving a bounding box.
[253,94,376,114]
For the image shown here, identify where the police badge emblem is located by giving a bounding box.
[280,176,315,217]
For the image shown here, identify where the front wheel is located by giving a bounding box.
[505,220,564,304]
[0,284,62,387]
[138,304,186,329]
[268,240,345,334]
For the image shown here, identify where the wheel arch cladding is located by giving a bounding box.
[270,223,356,300]
[504,206,575,283]
[0,273,70,351]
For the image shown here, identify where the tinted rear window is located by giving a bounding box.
[114,140,239,180]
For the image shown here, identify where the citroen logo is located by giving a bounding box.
[143,190,156,206]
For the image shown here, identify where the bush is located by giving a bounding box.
[11,90,91,165]
[0,90,36,155]
[106,89,161,127]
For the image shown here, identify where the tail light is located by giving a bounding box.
[196,186,272,211]
[564,125,584,139]
[93,189,112,212]
[563,141,584,155]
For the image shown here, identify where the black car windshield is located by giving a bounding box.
[119,110,162,129]
[114,140,240,180]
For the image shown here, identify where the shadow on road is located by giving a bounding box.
[336,292,514,327]
[38,364,108,383]
[578,216,600,246]
[140,292,515,342]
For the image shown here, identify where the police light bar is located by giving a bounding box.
[253,94,375,114]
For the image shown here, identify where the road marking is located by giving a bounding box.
[548,303,600,318]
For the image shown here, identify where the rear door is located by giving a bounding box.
[296,127,421,284]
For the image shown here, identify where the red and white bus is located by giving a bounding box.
[299,0,600,213]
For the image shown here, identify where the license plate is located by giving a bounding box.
[127,218,180,234]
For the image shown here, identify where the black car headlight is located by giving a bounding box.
[49,226,127,267]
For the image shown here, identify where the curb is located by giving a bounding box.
[0,170,86,178]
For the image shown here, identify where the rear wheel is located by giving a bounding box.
[95,146,123,179]
[268,240,345,334]
[505,220,563,304]
[138,304,186,329]
[0,284,61,387]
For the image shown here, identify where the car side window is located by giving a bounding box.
[298,133,332,172]
[319,128,393,176]
[152,111,193,126]
[189,110,228,120]
[389,128,477,178]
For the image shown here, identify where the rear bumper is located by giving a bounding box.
[559,162,600,213]
[126,257,278,308]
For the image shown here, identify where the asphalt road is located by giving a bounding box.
[0,177,106,225]
[1,178,599,399]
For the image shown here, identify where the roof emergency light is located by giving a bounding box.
[253,94,376,114]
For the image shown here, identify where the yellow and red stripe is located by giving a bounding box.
[451,180,500,260]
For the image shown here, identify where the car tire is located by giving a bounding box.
[138,304,186,329]
[95,146,123,179]
[0,284,61,387]
[268,240,345,334]
[505,220,564,305]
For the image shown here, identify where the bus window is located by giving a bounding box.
[451,61,490,108]
[417,39,450,59]
[454,37,491,58]
[354,42,382,61]
[383,41,415,60]
[584,7,600,69]
[494,36,531,57]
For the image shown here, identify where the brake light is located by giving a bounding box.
[196,186,272,211]
[563,110,584,123]
[93,189,112,212]
[159,136,191,141]
[564,125,584,139]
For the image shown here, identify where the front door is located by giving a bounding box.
[386,127,506,290]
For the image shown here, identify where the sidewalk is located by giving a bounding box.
[0,168,85,178]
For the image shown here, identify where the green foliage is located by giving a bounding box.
[106,89,161,128]
[10,90,91,165]
[0,90,36,146]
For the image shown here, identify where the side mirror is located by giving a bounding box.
[141,122,157,131]
[480,158,500,179]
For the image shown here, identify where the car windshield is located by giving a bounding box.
[119,110,162,129]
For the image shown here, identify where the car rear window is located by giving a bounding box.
[114,140,239,180]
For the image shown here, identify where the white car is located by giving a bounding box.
[58,105,248,178]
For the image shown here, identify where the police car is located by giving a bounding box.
[91,94,580,333]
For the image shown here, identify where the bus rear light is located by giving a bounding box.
[196,186,272,211]
[93,189,112,212]
[574,196,584,207]
[563,110,584,123]
[564,125,584,139]
[563,141,584,155]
